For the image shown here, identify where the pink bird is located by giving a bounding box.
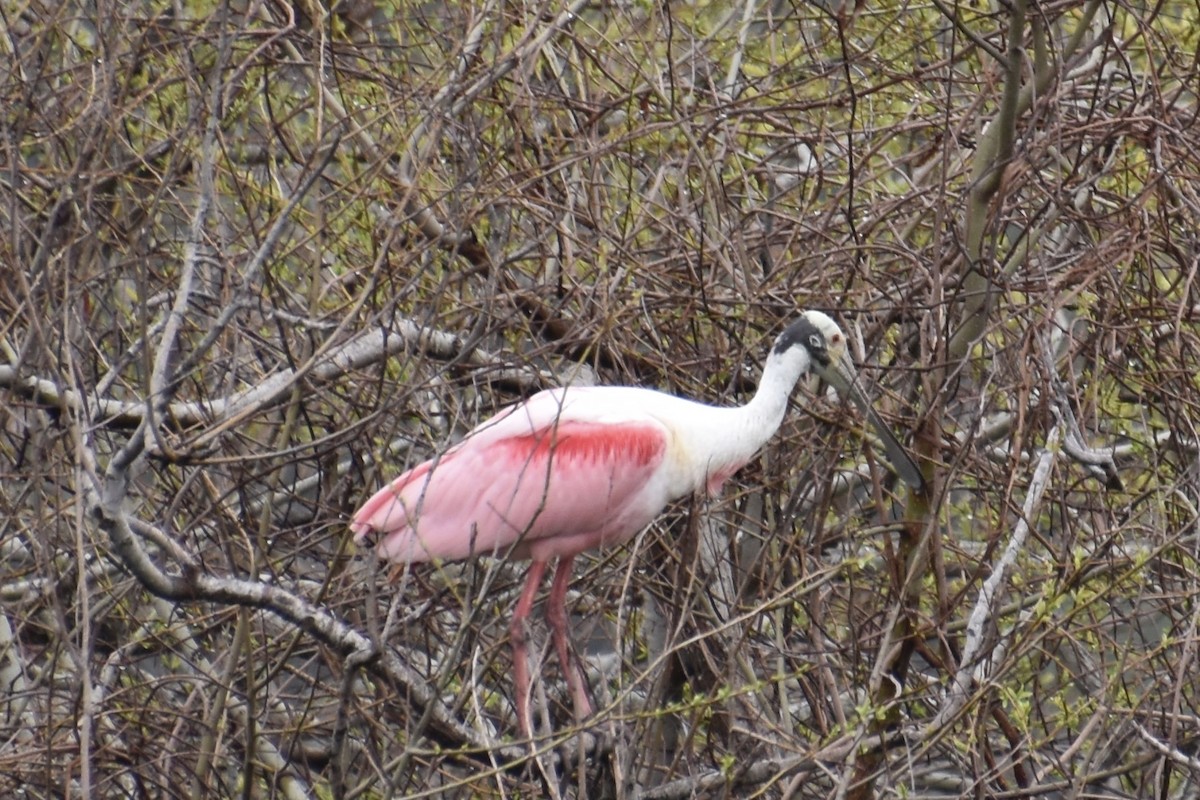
[351,310,923,736]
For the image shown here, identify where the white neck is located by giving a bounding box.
[681,344,813,494]
[742,345,813,438]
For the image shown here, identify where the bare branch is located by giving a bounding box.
[0,319,546,433]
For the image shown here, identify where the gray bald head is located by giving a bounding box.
[772,310,848,369]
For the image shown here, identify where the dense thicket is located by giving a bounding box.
[4,2,1200,797]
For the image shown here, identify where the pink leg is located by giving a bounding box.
[547,556,594,723]
[511,560,548,738]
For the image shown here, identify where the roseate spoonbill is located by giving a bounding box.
[351,311,922,736]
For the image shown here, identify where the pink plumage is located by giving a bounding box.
[351,311,921,737]
[351,392,671,563]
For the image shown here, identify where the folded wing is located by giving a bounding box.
[351,402,671,563]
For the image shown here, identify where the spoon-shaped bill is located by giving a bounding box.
[814,356,925,491]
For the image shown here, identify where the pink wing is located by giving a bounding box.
[351,394,671,564]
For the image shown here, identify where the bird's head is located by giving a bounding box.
[771,309,847,372]
[775,309,925,490]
